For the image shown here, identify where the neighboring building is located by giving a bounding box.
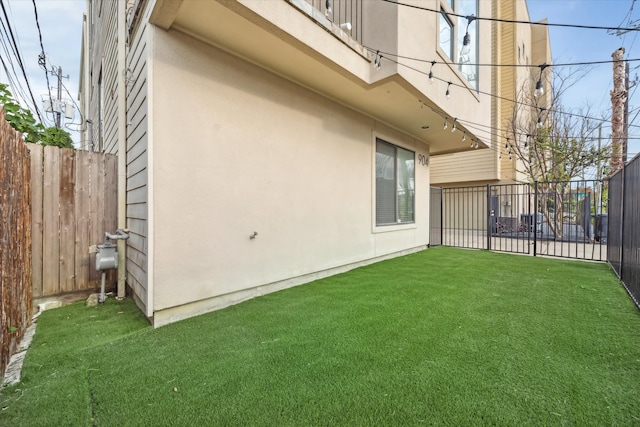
[431,0,552,187]
[79,0,494,326]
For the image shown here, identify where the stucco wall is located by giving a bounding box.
[149,29,430,321]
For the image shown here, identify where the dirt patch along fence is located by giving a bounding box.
[27,144,117,301]
[0,110,32,376]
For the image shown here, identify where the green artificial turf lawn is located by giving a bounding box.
[2,247,640,426]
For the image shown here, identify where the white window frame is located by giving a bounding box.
[373,136,416,231]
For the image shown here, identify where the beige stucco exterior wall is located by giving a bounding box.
[149,29,430,325]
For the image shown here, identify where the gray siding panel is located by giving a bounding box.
[125,2,149,316]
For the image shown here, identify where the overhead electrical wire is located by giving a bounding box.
[0,0,43,123]
[0,7,31,108]
[31,0,54,115]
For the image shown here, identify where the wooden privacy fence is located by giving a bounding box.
[28,144,117,299]
[0,110,31,376]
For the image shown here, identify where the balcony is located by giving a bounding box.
[296,0,364,45]
[150,0,485,155]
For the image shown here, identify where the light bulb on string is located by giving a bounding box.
[474,140,479,149]
[428,61,435,84]
[460,15,475,56]
[462,132,466,142]
[451,118,457,132]
[537,108,545,128]
[534,64,548,97]
[372,51,384,70]
[443,118,448,130]
[445,82,452,99]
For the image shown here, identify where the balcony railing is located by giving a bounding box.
[301,0,364,44]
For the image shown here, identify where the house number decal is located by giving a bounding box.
[418,154,428,166]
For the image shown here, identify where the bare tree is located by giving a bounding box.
[505,67,612,238]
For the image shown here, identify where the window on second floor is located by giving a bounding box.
[438,0,478,91]
[439,11,454,61]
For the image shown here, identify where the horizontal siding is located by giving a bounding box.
[431,149,498,184]
[124,0,150,316]
[127,169,147,191]
[102,0,119,155]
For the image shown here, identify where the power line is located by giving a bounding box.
[383,0,640,32]
[31,0,53,111]
[0,6,30,107]
[0,0,43,123]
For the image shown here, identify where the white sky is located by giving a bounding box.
[3,0,84,141]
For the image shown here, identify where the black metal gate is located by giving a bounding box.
[436,180,607,261]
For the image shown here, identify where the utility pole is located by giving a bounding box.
[624,61,630,163]
[43,65,71,129]
[611,47,626,174]
[55,66,62,128]
[597,124,602,214]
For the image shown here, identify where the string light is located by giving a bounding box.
[460,15,476,56]
[443,117,448,130]
[462,131,466,142]
[373,51,382,70]
[451,118,457,132]
[535,64,549,97]
[428,60,435,84]
[325,0,332,16]
[474,140,479,149]
[365,46,640,70]
[537,115,543,128]
[445,82,452,99]
[429,61,436,84]
[364,48,627,127]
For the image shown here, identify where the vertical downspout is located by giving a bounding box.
[117,0,127,298]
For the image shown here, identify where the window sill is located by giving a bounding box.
[373,222,417,234]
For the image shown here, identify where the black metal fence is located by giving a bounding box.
[430,180,608,261]
[608,155,640,308]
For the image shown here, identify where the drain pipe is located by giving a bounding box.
[117,0,127,298]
